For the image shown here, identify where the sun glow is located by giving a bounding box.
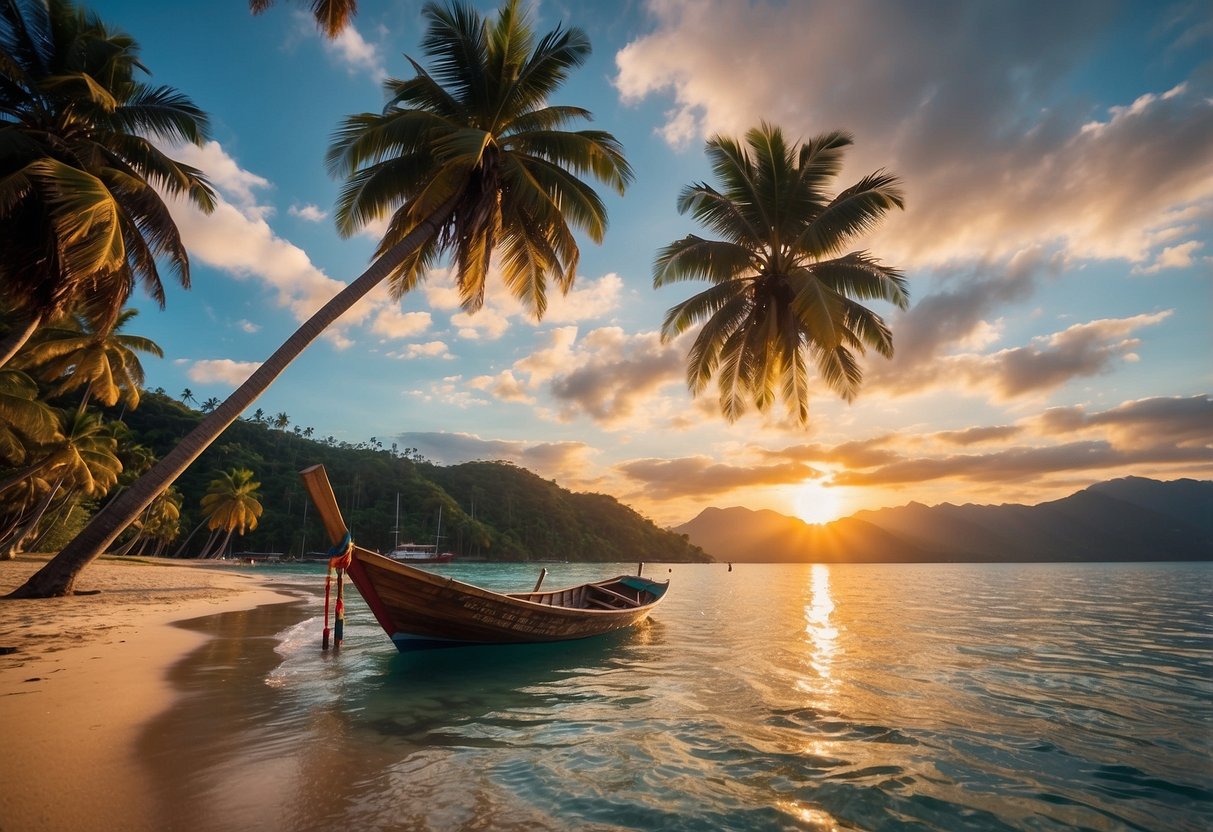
[791,480,845,525]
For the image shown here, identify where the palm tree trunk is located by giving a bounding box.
[4,479,62,557]
[0,313,43,369]
[6,201,454,598]
[173,517,209,558]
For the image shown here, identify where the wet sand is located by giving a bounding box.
[0,556,303,832]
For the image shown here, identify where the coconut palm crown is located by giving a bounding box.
[0,0,215,366]
[655,123,908,424]
[326,0,632,318]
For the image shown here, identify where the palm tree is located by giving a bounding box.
[654,124,907,424]
[197,468,262,559]
[248,0,358,38]
[180,388,196,405]
[9,0,630,597]
[0,0,215,367]
[16,308,162,413]
[0,368,60,467]
[1,410,120,557]
[273,412,290,432]
[200,397,220,413]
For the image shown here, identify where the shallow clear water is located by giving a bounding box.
[143,562,1213,831]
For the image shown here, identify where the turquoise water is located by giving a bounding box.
[144,562,1212,831]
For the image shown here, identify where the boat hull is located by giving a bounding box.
[347,550,667,652]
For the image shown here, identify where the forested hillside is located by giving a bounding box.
[114,392,708,563]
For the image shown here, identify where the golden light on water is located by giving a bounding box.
[776,799,843,830]
[805,564,839,684]
[791,479,845,525]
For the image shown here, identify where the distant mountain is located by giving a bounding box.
[111,392,710,563]
[675,477,1213,563]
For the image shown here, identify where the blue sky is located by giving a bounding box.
[89,0,1211,525]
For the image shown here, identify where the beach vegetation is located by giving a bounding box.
[196,468,263,559]
[654,123,907,424]
[0,0,215,368]
[9,0,633,597]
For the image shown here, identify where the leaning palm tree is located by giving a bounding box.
[9,0,630,597]
[654,124,908,424]
[16,308,163,413]
[197,468,262,559]
[0,0,215,367]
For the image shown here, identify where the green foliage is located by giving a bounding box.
[114,391,710,562]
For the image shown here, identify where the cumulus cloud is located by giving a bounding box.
[811,395,1213,487]
[289,203,328,222]
[399,341,452,360]
[868,310,1172,401]
[371,308,432,339]
[313,16,386,80]
[236,319,260,334]
[616,456,820,499]
[161,140,431,350]
[467,371,535,404]
[615,0,1213,268]
[186,359,261,385]
[431,270,625,341]
[392,431,596,479]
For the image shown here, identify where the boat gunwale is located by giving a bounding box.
[353,549,669,616]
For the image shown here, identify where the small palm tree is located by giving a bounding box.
[17,308,163,413]
[200,397,220,413]
[654,124,907,424]
[180,388,196,405]
[0,0,215,366]
[12,0,630,597]
[197,468,263,558]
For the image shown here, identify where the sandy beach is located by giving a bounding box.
[0,556,300,832]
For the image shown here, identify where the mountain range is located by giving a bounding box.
[674,477,1213,563]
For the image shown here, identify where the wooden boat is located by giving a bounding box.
[300,465,669,652]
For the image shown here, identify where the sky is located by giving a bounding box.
[86,0,1211,526]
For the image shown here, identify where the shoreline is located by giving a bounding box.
[0,556,303,832]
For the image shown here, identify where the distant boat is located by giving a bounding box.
[385,542,455,564]
[301,465,669,652]
[387,496,456,564]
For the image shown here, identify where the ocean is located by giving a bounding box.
[141,561,1212,831]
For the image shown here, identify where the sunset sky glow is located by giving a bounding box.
[91,0,1211,525]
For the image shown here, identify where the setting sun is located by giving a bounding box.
[791,480,846,525]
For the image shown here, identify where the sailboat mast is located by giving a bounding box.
[393,493,401,548]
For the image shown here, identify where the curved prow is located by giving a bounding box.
[300,464,349,547]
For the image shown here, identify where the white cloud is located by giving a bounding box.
[289,203,328,222]
[186,359,261,385]
[236,319,260,333]
[371,307,432,339]
[308,14,386,80]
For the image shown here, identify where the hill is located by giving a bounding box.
[675,477,1213,563]
[110,392,709,563]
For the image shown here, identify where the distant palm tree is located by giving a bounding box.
[248,0,358,38]
[0,369,60,467]
[197,468,263,559]
[0,0,215,367]
[5,0,631,598]
[251,407,266,425]
[654,124,907,424]
[17,308,162,413]
[1,410,120,557]
[273,412,290,431]
[180,388,196,405]
[200,397,220,413]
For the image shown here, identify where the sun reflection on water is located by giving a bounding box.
[806,564,839,685]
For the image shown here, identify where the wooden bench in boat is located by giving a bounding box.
[586,584,641,609]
